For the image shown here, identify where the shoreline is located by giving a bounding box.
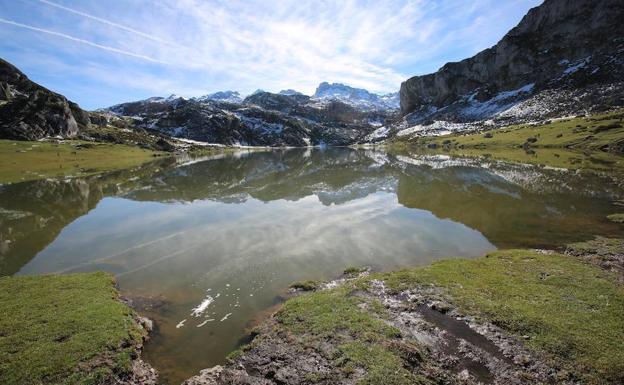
[183,241,624,385]
[2,236,622,385]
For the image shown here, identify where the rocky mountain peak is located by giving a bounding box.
[399,0,624,116]
[0,58,89,140]
[196,90,242,104]
[278,89,305,96]
[312,82,399,111]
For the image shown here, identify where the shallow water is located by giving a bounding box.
[1,148,622,384]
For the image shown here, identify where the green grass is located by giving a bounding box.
[567,236,624,256]
[335,342,428,385]
[278,287,399,340]
[276,287,429,384]
[607,213,624,223]
[0,139,164,185]
[0,272,146,385]
[409,110,624,151]
[289,280,319,291]
[343,266,368,277]
[376,250,624,384]
[394,110,624,172]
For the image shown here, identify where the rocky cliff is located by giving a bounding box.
[0,58,89,140]
[386,0,624,141]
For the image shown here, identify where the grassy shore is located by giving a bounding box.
[0,140,164,185]
[393,110,624,172]
[0,272,148,385]
[376,249,624,383]
[227,247,624,384]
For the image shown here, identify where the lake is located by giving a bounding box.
[1,148,622,384]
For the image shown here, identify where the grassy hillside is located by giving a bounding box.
[395,110,624,171]
[0,140,164,185]
[0,272,147,385]
[407,110,624,151]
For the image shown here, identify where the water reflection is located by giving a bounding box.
[1,148,622,384]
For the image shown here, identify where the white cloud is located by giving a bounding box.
[2,0,542,106]
[0,17,166,63]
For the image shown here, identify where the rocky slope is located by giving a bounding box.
[0,57,398,147]
[103,87,399,147]
[312,82,400,111]
[370,0,624,142]
[0,58,90,140]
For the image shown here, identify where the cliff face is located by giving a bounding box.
[0,58,89,140]
[400,0,624,115]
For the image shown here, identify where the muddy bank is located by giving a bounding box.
[182,280,556,385]
[180,246,624,385]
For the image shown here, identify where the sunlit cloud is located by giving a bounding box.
[0,17,167,63]
[0,0,542,109]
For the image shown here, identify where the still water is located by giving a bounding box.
[1,148,622,384]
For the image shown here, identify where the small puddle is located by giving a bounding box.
[417,305,513,383]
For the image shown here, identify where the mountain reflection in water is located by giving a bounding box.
[1,148,622,384]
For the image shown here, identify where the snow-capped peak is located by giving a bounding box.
[195,90,242,104]
[311,82,399,111]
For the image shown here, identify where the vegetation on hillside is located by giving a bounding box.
[392,110,624,172]
[0,139,163,184]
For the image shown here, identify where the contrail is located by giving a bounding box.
[0,17,167,64]
[37,0,180,47]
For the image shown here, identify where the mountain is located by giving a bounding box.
[0,57,395,147]
[195,91,242,104]
[278,89,305,96]
[104,90,395,146]
[312,82,400,111]
[0,58,90,140]
[372,0,624,141]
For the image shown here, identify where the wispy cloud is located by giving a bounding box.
[0,0,542,108]
[0,17,166,63]
[36,0,180,47]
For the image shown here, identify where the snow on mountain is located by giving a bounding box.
[278,89,305,96]
[195,91,242,104]
[312,82,399,111]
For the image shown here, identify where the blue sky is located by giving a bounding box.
[0,0,542,109]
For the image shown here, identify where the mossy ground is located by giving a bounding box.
[0,272,146,385]
[289,280,319,291]
[277,287,430,385]
[266,249,624,384]
[394,110,624,172]
[376,250,624,384]
[0,139,163,185]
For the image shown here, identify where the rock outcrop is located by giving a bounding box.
[0,58,89,140]
[373,0,624,142]
[400,0,624,115]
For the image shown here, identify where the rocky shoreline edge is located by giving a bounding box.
[175,237,624,385]
[2,237,621,385]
